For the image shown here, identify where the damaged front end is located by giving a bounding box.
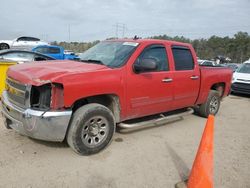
[30,83,64,110]
[1,78,72,142]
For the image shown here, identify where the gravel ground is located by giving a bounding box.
[0,94,249,188]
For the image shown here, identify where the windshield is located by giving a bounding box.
[79,41,139,68]
[237,63,250,74]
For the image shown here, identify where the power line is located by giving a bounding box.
[113,23,127,38]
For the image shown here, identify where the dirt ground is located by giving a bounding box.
[0,94,249,188]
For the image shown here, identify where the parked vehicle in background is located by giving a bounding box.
[224,63,239,72]
[0,36,49,50]
[1,39,232,155]
[231,62,250,94]
[32,45,79,60]
[0,50,55,63]
[64,50,75,55]
[198,60,217,66]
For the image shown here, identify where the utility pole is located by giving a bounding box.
[115,23,118,38]
[68,24,71,42]
[122,24,125,38]
[113,23,127,38]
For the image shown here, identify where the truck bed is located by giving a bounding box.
[196,66,233,105]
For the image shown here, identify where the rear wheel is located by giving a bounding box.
[0,43,9,50]
[196,90,221,118]
[67,103,115,155]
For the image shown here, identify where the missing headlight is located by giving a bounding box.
[30,84,51,110]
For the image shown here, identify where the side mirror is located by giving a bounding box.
[133,58,158,73]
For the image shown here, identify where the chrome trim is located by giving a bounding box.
[6,76,29,108]
[190,75,199,80]
[118,108,194,129]
[5,81,25,94]
[162,78,173,83]
[1,91,72,142]
[25,85,31,108]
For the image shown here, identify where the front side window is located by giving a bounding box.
[17,37,40,42]
[172,46,194,70]
[79,41,138,68]
[16,37,26,41]
[134,44,169,71]
[34,47,48,53]
[26,37,40,41]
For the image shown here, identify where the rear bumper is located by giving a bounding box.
[1,91,72,142]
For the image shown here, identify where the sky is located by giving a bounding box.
[1,0,250,42]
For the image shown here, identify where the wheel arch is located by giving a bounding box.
[210,82,225,97]
[0,43,10,50]
[71,94,121,123]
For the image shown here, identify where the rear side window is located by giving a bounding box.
[34,47,60,54]
[172,46,194,70]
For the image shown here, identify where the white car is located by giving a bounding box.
[198,59,217,66]
[231,61,250,94]
[0,36,49,50]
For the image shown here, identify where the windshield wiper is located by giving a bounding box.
[80,59,105,66]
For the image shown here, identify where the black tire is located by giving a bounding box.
[0,43,10,50]
[196,90,221,118]
[67,103,115,155]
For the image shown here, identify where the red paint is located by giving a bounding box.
[7,39,232,122]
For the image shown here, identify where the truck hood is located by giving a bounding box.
[7,60,109,86]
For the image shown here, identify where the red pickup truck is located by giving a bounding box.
[1,39,232,155]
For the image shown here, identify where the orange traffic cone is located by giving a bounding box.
[187,115,214,188]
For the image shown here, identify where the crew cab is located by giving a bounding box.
[32,45,79,60]
[1,39,232,155]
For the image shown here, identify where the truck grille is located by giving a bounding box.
[6,77,27,108]
[232,82,250,94]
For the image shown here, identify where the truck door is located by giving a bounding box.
[171,45,200,109]
[126,44,174,119]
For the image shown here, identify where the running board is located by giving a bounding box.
[118,108,194,129]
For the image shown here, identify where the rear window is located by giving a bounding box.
[48,47,60,54]
[172,46,194,70]
[34,47,60,54]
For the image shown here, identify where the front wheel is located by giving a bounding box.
[196,90,221,118]
[67,103,115,155]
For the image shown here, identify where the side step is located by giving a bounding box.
[118,108,194,129]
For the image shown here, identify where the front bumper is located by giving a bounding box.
[231,82,250,95]
[1,91,72,142]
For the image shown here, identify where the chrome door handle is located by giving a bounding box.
[190,76,199,80]
[162,78,173,83]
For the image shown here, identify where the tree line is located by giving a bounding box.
[52,31,250,63]
[151,31,250,63]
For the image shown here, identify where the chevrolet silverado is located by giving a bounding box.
[1,39,232,155]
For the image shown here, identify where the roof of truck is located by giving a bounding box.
[106,38,192,47]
